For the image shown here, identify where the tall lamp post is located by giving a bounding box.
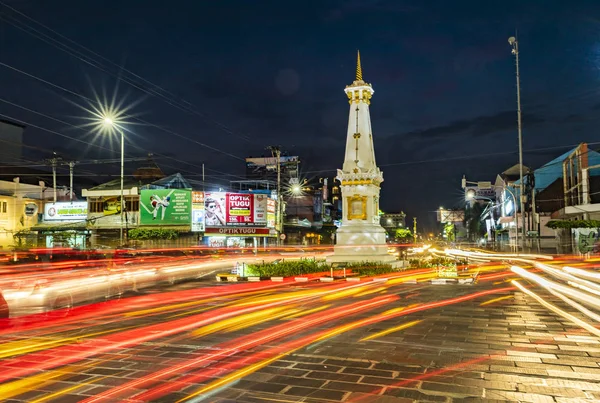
[102,117,125,247]
[508,35,526,249]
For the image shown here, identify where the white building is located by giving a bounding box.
[0,177,64,249]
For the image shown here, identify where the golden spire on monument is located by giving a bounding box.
[356,50,363,81]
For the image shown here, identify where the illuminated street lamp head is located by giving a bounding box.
[466,189,476,200]
[103,117,114,126]
[291,184,302,194]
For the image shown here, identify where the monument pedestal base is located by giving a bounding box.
[327,223,397,264]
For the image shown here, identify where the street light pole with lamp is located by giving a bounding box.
[102,117,126,247]
[508,35,527,248]
[462,176,519,252]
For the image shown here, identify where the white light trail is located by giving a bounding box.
[512,280,600,338]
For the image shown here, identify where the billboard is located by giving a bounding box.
[267,198,276,228]
[191,191,205,232]
[140,189,191,225]
[204,192,272,227]
[44,202,88,221]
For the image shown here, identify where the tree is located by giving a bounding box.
[394,228,413,244]
[464,202,486,241]
[444,222,455,242]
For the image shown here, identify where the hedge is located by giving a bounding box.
[246,259,329,277]
[546,220,600,229]
[344,261,396,276]
[245,260,400,277]
[128,228,180,240]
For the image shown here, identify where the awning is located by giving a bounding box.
[133,225,191,232]
[31,221,88,231]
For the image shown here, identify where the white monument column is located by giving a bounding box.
[328,51,396,263]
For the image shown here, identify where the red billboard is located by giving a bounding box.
[204,192,269,227]
[227,193,253,224]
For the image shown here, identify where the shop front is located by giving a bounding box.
[204,227,276,249]
[33,201,90,249]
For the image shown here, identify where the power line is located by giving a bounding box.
[0,62,247,162]
[301,142,600,175]
[0,97,248,182]
[0,3,252,143]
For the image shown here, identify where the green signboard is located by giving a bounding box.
[140,189,191,226]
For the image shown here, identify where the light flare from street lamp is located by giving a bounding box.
[74,85,141,144]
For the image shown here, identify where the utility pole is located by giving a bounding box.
[68,161,76,202]
[509,35,526,250]
[267,146,282,247]
[413,217,417,245]
[47,153,62,203]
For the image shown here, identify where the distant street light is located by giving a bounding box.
[508,35,527,248]
[291,184,301,195]
[101,115,126,247]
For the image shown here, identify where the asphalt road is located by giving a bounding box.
[1,267,599,403]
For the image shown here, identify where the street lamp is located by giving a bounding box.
[291,184,301,195]
[508,35,527,248]
[102,116,125,247]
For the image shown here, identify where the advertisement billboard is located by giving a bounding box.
[44,202,88,221]
[253,194,267,225]
[204,192,273,227]
[140,189,191,225]
[191,191,205,232]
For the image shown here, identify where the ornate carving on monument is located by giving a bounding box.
[346,195,367,220]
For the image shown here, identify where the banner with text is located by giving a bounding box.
[140,189,191,225]
[191,191,205,232]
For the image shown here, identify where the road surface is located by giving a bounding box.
[0,261,599,402]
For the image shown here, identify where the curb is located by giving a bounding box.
[215,274,478,285]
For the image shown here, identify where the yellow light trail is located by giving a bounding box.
[29,376,110,403]
[387,272,436,285]
[177,349,297,402]
[229,289,323,307]
[322,286,369,301]
[282,305,330,319]
[354,286,387,297]
[0,327,129,359]
[124,298,215,317]
[359,320,422,341]
[479,296,513,306]
[224,309,298,333]
[191,306,294,337]
[0,359,113,401]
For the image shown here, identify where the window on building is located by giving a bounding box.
[332,186,339,194]
[89,200,104,213]
[0,201,6,214]
[126,198,139,212]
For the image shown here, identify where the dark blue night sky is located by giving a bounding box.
[2,0,600,230]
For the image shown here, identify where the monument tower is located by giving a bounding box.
[328,51,396,263]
